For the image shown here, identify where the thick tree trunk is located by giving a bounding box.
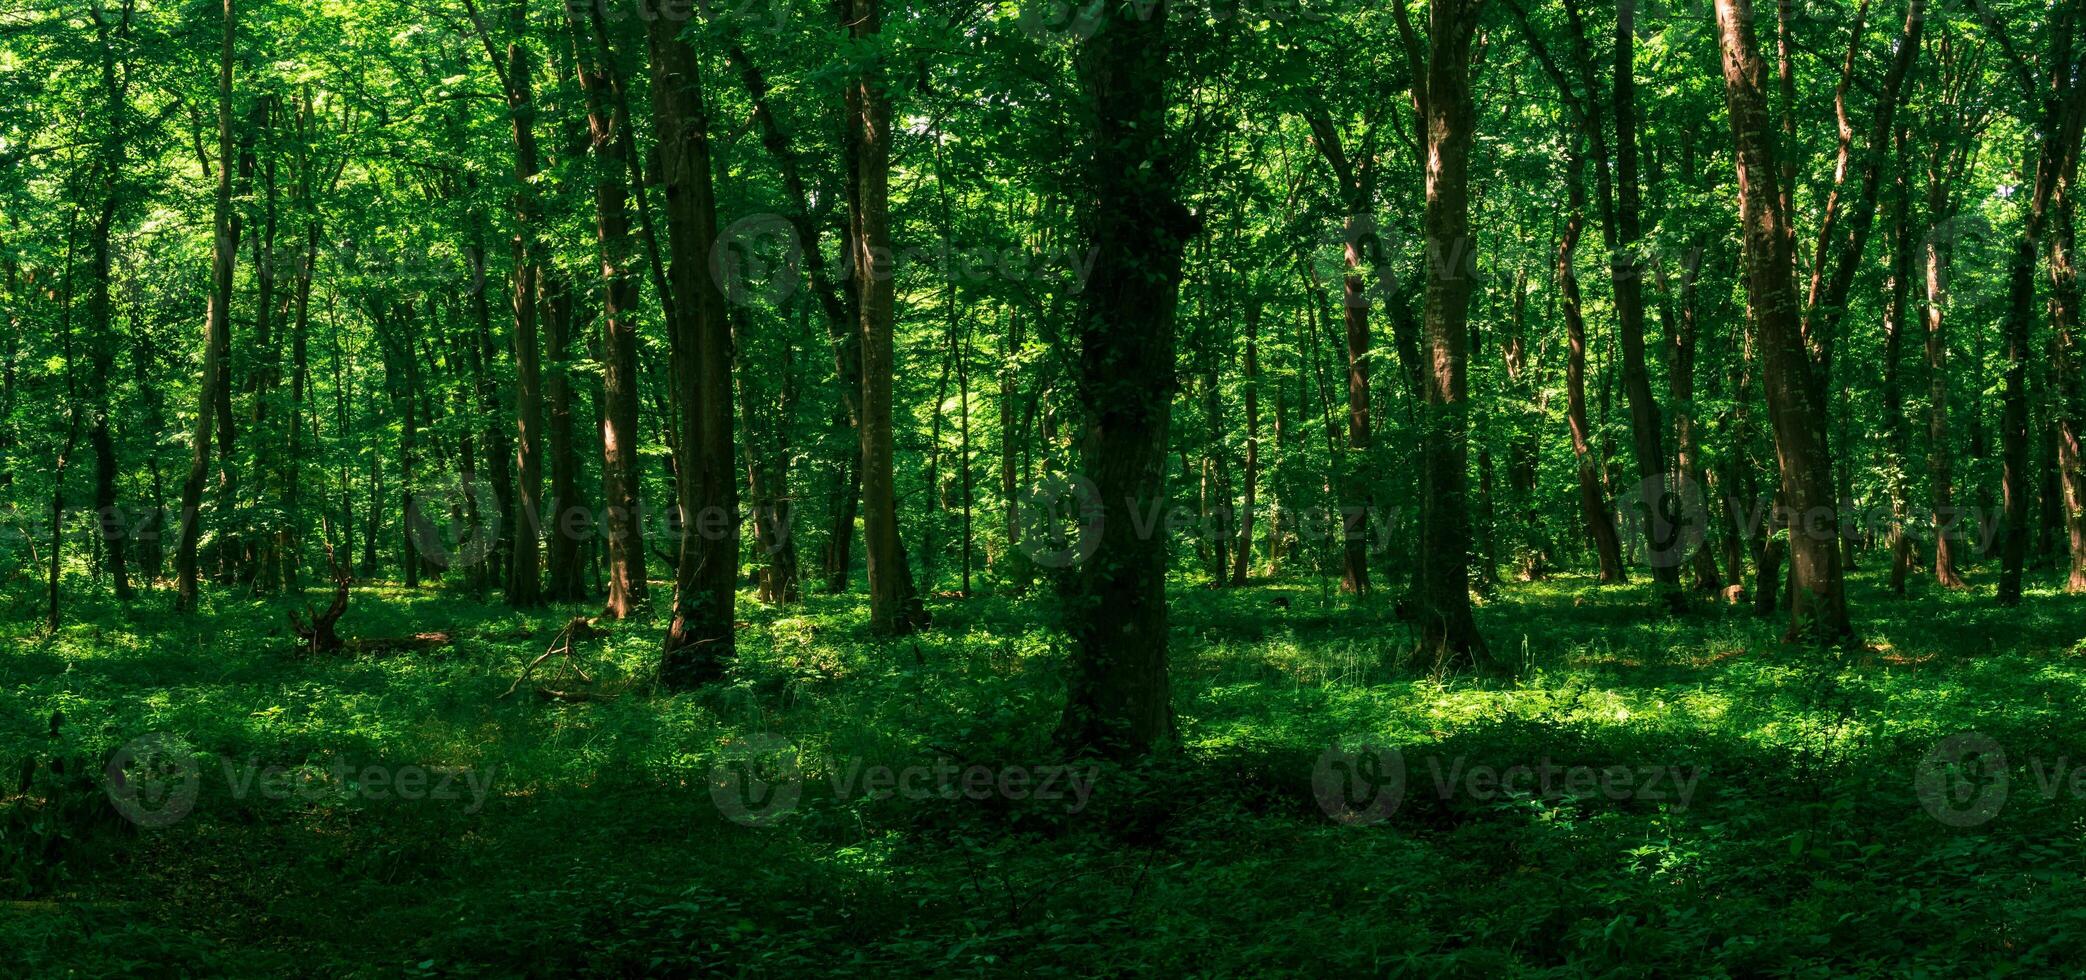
[1055,0,1192,759]
[176,0,237,613]
[849,0,926,635]
[1410,0,1496,672]
[1715,0,1852,642]
[648,17,739,687]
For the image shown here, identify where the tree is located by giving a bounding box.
[1408,0,1497,671]
[647,14,738,687]
[1055,0,1196,758]
[1714,0,1851,642]
[848,0,927,635]
[1990,4,2084,605]
[569,8,647,619]
[175,0,237,613]
[1558,141,1627,583]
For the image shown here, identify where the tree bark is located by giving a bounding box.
[1604,0,1683,605]
[88,1,133,601]
[543,276,589,602]
[500,37,547,607]
[647,15,739,687]
[1560,146,1627,583]
[570,12,648,618]
[1715,0,1852,642]
[1055,0,1193,759]
[1998,11,2084,604]
[176,0,237,613]
[849,0,927,635]
[1410,0,1497,672]
[2053,81,2086,592]
[725,40,863,595]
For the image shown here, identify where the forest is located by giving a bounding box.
[5,0,2086,973]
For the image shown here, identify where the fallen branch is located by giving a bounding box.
[503,617,602,699]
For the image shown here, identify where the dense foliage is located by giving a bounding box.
[5,0,2085,972]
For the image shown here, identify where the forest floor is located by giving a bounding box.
[5,568,2086,976]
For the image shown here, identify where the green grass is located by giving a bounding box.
[6,568,2086,976]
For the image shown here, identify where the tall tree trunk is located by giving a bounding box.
[733,313,801,606]
[282,216,317,588]
[2054,84,2086,592]
[1605,0,1683,606]
[88,2,133,601]
[47,207,82,628]
[543,277,589,601]
[1055,0,1193,759]
[1998,13,2084,604]
[1410,0,1496,672]
[849,0,927,635]
[176,0,237,613]
[248,96,285,591]
[1560,146,1627,583]
[501,37,547,607]
[392,303,423,588]
[648,16,739,687]
[570,14,648,618]
[1715,0,1852,642]
[1925,153,1970,588]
